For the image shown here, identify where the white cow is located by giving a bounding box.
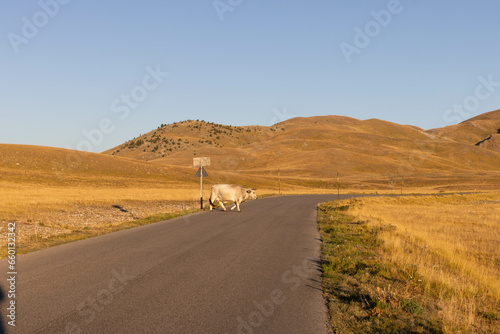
[209,184,257,212]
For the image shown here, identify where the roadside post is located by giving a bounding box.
[193,157,210,209]
[337,172,340,201]
[278,168,281,195]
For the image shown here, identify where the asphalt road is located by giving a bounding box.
[0,194,357,334]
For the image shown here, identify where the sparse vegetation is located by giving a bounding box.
[319,193,500,333]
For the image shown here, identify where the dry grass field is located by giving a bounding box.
[346,193,500,332]
[1,111,499,260]
[0,144,196,245]
[0,144,331,248]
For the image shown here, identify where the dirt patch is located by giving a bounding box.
[0,201,198,243]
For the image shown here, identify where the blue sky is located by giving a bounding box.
[1,0,500,152]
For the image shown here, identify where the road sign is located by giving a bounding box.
[193,157,211,167]
[195,166,208,177]
[193,157,210,210]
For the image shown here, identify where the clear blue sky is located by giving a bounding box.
[1,0,500,152]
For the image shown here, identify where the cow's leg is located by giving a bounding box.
[210,202,213,211]
[230,201,237,211]
[236,201,241,212]
[219,200,227,212]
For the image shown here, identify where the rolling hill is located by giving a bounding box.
[0,144,276,240]
[2,111,498,243]
[2,108,498,227]
[0,143,280,200]
[428,109,500,151]
[103,111,500,190]
[0,143,194,186]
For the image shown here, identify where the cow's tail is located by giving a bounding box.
[209,187,214,206]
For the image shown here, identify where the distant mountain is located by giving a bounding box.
[103,112,500,190]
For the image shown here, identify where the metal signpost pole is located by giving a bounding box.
[200,164,203,209]
[337,172,339,201]
[278,168,281,195]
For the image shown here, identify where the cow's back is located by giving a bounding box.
[211,184,243,201]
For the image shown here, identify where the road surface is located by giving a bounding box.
[0,194,356,333]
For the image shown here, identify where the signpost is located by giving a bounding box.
[193,157,210,209]
[337,172,340,201]
[278,168,281,195]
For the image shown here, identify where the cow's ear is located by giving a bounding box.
[246,190,251,193]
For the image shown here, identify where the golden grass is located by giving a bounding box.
[0,181,201,217]
[0,181,329,219]
[348,193,500,331]
[0,176,489,222]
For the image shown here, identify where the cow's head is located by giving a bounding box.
[246,188,257,200]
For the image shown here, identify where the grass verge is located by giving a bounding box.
[318,195,500,333]
[318,200,444,333]
[1,208,199,258]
